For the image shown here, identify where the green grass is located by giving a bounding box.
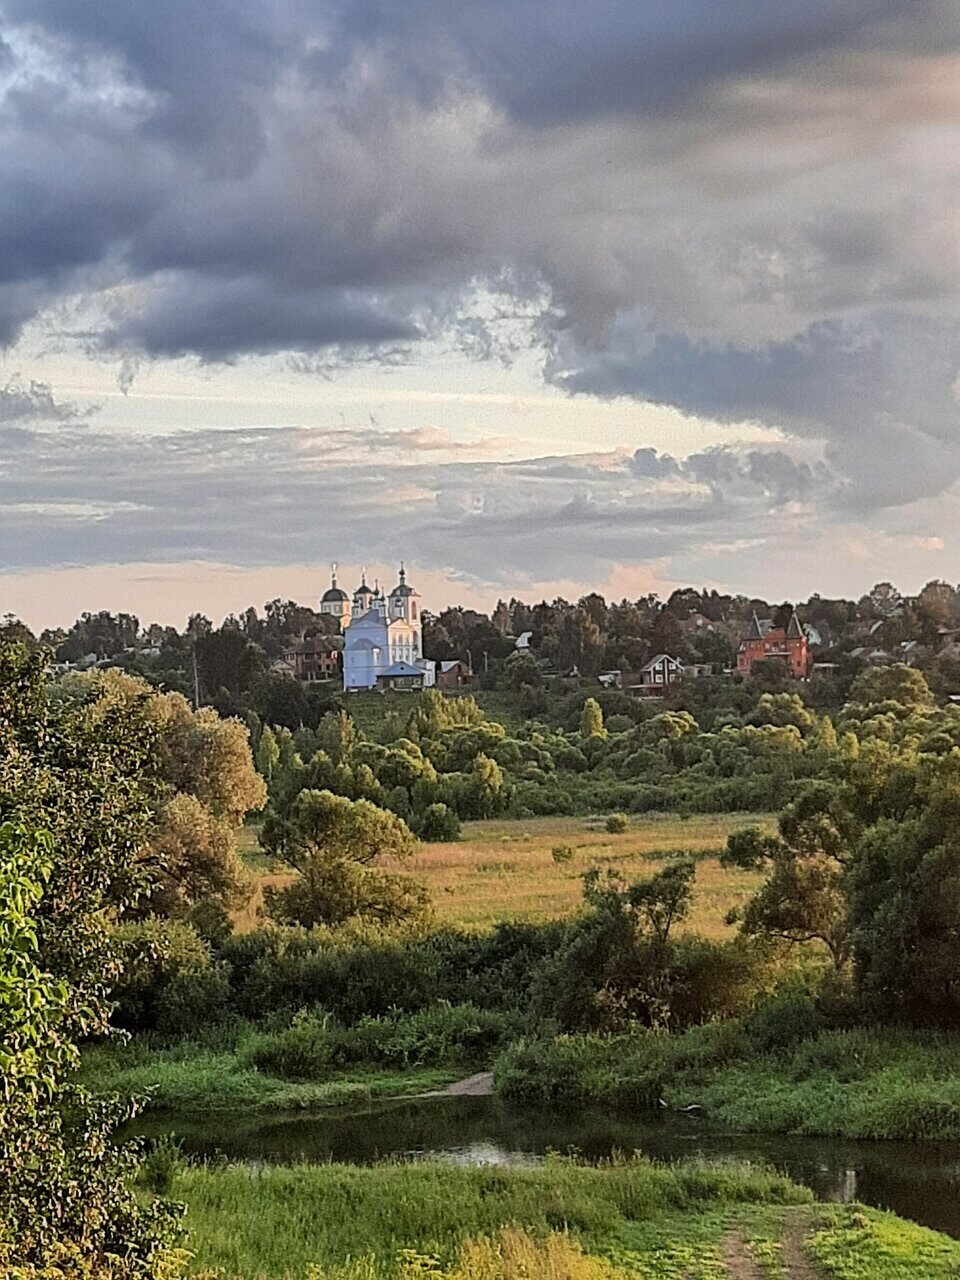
[172,1158,960,1279]
[82,1034,457,1112]
[669,1027,960,1141]
[496,1024,960,1141]
[174,1156,810,1278]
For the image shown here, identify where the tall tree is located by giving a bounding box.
[0,639,179,1275]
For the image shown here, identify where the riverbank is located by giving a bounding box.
[83,1004,516,1111]
[496,1024,960,1141]
[172,1156,960,1279]
[83,1036,460,1112]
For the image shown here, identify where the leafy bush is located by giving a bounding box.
[605,813,629,834]
[551,843,575,865]
[246,1003,520,1078]
[495,1033,668,1107]
[112,918,232,1037]
[414,802,461,842]
[139,1137,185,1197]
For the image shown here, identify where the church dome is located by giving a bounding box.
[322,586,349,603]
[355,580,374,598]
[389,563,415,597]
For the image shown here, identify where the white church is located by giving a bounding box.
[320,564,436,692]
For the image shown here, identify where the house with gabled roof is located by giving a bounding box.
[623,653,684,697]
[737,612,809,678]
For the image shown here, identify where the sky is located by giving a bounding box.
[1,1,959,629]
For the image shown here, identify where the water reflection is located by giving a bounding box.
[126,1095,960,1239]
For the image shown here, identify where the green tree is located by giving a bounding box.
[256,723,281,779]
[723,785,856,971]
[261,790,429,928]
[849,663,933,709]
[63,672,265,918]
[848,753,960,1024]
[580,697,607,739]
[468,752,504,819]
[534,860,697,1030]
[0,640,180,1276]
[317,709,357,766]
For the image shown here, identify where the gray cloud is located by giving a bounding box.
[554,312,960,509]
[1,3,957,355]
[0,421,831,586]
[320,0,935,126]
[102,275,421,360]
[0,376,81,422]
[1,0,959,536]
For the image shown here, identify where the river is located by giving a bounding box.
[129,1094,960,1239]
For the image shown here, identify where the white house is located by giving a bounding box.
[342,565,436,692]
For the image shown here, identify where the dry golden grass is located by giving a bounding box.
[236,813,770,939]
[409,813,769,936]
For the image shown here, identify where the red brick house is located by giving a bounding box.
[737,613,809,679]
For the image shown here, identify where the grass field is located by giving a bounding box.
[172,1157,960,1279]
[237,813,769,935]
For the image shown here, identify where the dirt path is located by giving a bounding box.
[721,1232,764,1280]
[779,1226,824,1279]
[416,1071,495,1099]
[721,1224,824,1279]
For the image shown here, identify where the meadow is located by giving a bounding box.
[236,812,769,934]
[171,1157,960,1280]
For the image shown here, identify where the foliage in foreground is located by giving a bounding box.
[0,640,180,1278]
[172,1156,960,1280]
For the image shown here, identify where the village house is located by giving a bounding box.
[737,612,809,678]
[376,661,429,692]
[273,634,341,683]
[436,659,474,689]
[624,653,684,697]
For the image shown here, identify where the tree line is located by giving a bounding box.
[8,575,960,726]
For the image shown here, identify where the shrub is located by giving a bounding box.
[495,1033,667,1107]
[741,980,829,1054]
[605,812,629,834]
[139,1137,185,1197]
[112,918,232,1037]
[246,1004,520,1078]
[415,803,461,842]
[551,843,575,865]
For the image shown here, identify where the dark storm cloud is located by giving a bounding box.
[102,275,421,361]
[556,312,960,508]
[1,0,960,529]
[323,0,932,125]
